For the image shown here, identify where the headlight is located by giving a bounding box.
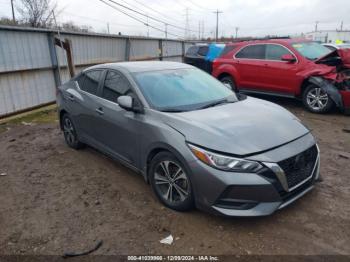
[188,144,263,173]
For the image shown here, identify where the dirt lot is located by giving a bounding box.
[0,97,349,256]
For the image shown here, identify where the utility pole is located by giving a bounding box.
[198,21,201,40]
[315,21,319,32]
[146,15,150,37]
[202,20,204,39]
[184,8,190,40]
[107,23,110,34]
[213,9,223,42]
[165,23,168,39]
[11,0,16,23]
[340,21,343,31]
[235,27,239,39]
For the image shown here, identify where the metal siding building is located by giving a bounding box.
[305,30,350,43]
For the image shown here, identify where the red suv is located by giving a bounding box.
[212,39,350,114]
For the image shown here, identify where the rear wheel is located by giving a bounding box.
[302,84,334,113]
[220,76,237,91]
[62,114,84,149]
[149,152,194,211]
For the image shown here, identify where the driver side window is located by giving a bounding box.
[102,71,132,103]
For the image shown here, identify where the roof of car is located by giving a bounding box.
[86,61,192,73]
[226,38,312,46]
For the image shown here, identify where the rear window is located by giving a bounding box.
[76,74,85,88]
[79,70,102,95]
[197,46,209,56]
[186,46,198,56]
[235,44,265,59]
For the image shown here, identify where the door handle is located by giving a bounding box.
[95,107,104,115]
[68,94,75,101]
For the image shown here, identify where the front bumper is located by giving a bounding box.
[340,90,350,115]
[188,133,320,217]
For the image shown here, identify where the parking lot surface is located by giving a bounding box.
[0,97,349,255]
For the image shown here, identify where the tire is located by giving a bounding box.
[61,114,84,149]
[220,76,237,91]
[302,84,334,114]
[149,152,194,211]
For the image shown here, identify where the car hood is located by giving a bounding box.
[315,49,350,68]
[162,97,309,156]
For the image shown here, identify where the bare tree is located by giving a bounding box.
[60,21,92,33]
[16,0,58,28]
[0,17,18,26]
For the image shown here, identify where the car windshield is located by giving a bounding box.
[133,68,236,112]
[292,42,332,60]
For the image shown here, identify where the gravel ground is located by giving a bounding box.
[0,97,349,256]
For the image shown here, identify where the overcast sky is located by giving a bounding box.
[0,0,349,38]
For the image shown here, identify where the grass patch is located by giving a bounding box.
[0,105,58,133]
[8,108,58,125]
[0,125,7,134]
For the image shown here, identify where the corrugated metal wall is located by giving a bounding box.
[0,26,194,117]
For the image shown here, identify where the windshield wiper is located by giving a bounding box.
[160,108,186,113]
[199,98,234,109]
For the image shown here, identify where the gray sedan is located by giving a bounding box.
[57,61,320,216]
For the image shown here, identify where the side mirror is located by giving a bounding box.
[117,95,143,113]
[281,54,296,63]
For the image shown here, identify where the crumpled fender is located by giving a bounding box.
[296,63,336,79]
[338,49,350,68]
[309,77,344,109]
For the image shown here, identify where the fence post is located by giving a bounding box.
[64,38,75,78]
[125,38,131,61]
[159,39,163,61]
[47,32,61,88]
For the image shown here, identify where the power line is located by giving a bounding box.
[187,0,213,11]
[61,11,146,29]
[97,0,184,38]
[130,0,183,24]
[131,0,212,33]
[170,0,208,14]
[104,0,202,34]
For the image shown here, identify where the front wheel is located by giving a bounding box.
[220,76,237,91]
[302,84,334,113]
[149,152,194,211]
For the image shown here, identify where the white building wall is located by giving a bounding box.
[305,31,350,43]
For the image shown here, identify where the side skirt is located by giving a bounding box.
[238,88,296,99]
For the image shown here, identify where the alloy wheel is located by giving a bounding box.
[154,161,190,203]
[63,117,76,146]
[222,80,233,90]
[221,79,236,91]
[306,88,329,111]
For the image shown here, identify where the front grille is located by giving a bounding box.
[278,145,318,189]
